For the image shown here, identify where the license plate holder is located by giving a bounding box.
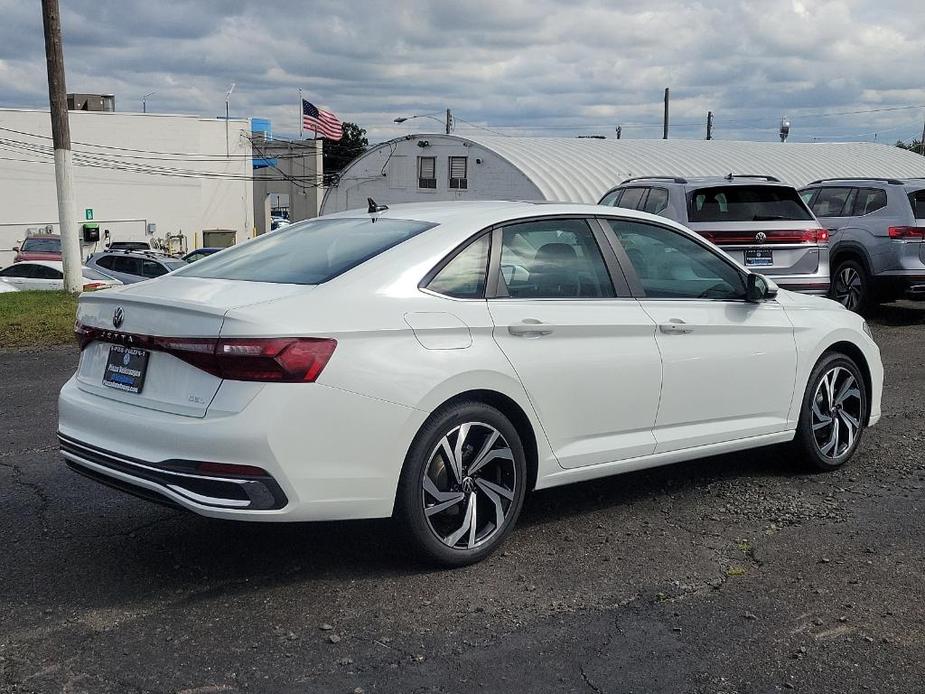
[102,345,149,394]
[744,248,774,267]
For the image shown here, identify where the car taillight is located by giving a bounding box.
[73,324,336,383]
[698,228,828,244]
[82,282,107,291]
[888,226,925,239]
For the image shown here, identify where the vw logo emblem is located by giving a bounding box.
[112,306,124,329]
[755,232,768,244]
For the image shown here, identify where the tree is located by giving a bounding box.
[323,122,368,183]
[895,139,924,155]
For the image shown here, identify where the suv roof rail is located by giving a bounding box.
[619,176,688,185]
[723,173,781,182]
[807,177,905,185]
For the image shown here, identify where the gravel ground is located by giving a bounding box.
[1,304,923,693]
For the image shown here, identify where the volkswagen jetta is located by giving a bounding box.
[59,201,883,566]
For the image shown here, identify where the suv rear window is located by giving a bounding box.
[909,189,925,219]
[689,185,813,222]
[21,237,61,252]
[178,217,435,285]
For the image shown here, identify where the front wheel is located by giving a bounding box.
[396,401,527,567]
[792,352,868,471]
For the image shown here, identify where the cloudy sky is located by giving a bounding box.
[1,0,923,144]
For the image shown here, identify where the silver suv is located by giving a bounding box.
[86,250,186,284]
[599,175,830,295]
[798,178,925,311]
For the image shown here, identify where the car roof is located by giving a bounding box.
[612,175,788,189]
[801,177,925,189]
[8,260,91,271]
[90,249,174,260]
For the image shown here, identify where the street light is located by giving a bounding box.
[394,112,444,125]
[225,82,236,156]
[141,90,156,113]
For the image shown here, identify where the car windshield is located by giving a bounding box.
[109,242,149,250]
[688,185,813,222]
[21,237,60,252]
[176,217,436,284]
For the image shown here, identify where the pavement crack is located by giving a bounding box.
[579,664,605,694]
[0,459,51,529]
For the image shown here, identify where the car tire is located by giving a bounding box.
[395,401,527,567]
[830,259,870,313]
[792,352,868,472]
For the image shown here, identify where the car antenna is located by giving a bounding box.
[368,197,389,216]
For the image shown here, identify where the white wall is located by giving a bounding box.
[321,134,542,214]
[0,108,253,267]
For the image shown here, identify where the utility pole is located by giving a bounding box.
[41,0,82,295]
[706,111,714,140]
[919,117,925,156]
[445,108,453,135]
[225,83,235,156]
[615,125,622,139]
[663,87,670,140]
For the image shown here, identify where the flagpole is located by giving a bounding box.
[299,89,303,140]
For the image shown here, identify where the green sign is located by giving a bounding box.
[85,208,93,220]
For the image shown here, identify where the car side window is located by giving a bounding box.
[642,187,669,214]
[0,264,35,278]
[853,188,887,216]
[34,266,62,279]
[426,233,490,299]
[616,187,646,210]
[143,260,169,278]
[810,187,854,217]
[498,219,616,299]
[599,190,622,207]
[95,256,115,270]
[607,219,746,300]
[113,256,143,275]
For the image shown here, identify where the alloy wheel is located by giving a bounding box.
[832,266,863,311]
[421,422,517,550]
[811,366,863,460]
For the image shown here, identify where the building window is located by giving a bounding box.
[418,157,436,189]
[449,156,468,190]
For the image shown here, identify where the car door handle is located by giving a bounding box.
[659,320,693,335]
[508,319,554,337]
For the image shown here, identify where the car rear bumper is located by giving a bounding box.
[874,271,925,300]
[769,276,830,296]
[57,375,427,521]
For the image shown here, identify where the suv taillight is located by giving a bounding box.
[74,325,336,383]
[888,226,925,239]
[699,228,829,244]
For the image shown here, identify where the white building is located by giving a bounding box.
[0,108,254,267]
[321,134,925,214]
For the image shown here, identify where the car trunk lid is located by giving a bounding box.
[75,277,313,417]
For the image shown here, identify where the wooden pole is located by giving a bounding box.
[41,0,82,294]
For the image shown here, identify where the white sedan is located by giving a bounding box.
[58,201,882,566]
[0,260,121,291]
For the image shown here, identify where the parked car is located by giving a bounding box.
[106,241,152,252]
[181,247,222,263]
[798,178,925,311]
[85,250,187,284]
[13,234,61,263]
[0,260,121,291]
[599,175,830,295]
[271,217,291,231]
[59,201,882,566]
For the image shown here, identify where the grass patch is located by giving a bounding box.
[0,291,78,349]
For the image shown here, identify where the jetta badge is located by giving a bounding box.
[112,306,124,329]
[755,231,767,244]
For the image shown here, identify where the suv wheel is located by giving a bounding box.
[792,352,868,471]
[396,401,527,567]
[831,259,869,312]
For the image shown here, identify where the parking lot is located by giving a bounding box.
[0,304,923,694]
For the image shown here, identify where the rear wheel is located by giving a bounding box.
[830,259,870,313]
[396,401,527,567]
[793,352,868,471]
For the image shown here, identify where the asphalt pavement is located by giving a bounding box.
[1,304,924,693]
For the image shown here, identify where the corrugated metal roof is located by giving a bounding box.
[458,136,925,203]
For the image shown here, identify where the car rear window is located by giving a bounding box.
[688,185,813,222]
[21,237,61,252]
[82,267,112,280]
[178,217,436,285]
[908,189,925,219]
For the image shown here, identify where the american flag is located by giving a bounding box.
[302,99,343,141]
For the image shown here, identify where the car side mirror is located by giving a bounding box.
[746,273,776,302]
[12,246,18,252]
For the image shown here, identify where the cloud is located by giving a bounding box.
[0,0,922,144]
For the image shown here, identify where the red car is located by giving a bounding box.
[14,235,62,263]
